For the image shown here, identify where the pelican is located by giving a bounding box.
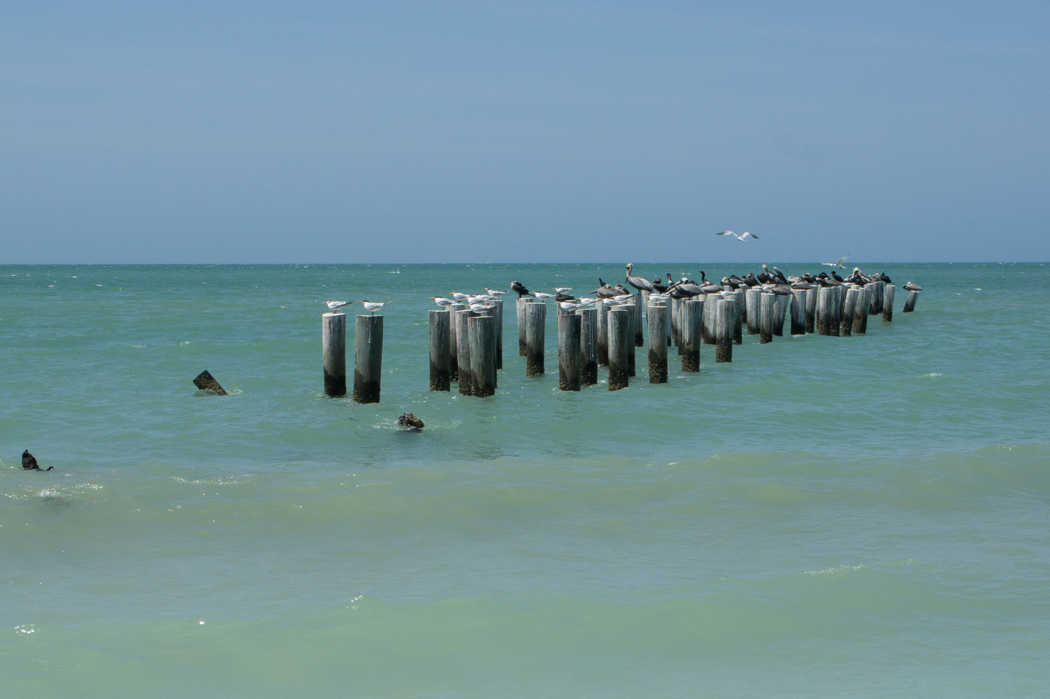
[903,281,922,292]
[625,263,654,292]
[358,300,392,314]
[510,281,532,297]
[822,254,850,268]
[325,300,351,311]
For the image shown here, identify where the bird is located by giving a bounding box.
[510,281,532,297]
[469,303,493,312]
[903,281,922,292]
[358,300,391,314]
[558,300,593,313]
[625,264,655,293]
[553,287,574,294]
[533,292,554,300]
[430,297,454,307]
[325,300,351,311]
[485,288,507,297]
[451,292,470,300]
[22,450,52,471]
[718,231,758,241]
[822,254,850,268]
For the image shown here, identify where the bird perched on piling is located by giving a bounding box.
[325,300,351,311]
[903,281,922,292]
[358,300,391,314]
[430,297,455,307]
[510,281,532,297]
[625,264,655,292]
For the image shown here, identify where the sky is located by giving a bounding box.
[1,0,1048,263]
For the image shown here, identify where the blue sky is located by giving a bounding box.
[1,1,1047,263]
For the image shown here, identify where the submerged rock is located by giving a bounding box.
[397,413,425,430]
[193,370,229,395]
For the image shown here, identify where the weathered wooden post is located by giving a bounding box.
[715,297,733,363]
[516,297,533,356]
[903,288,920,313]
[882,284,896,321]
[322,312,346,397]
[746,288,762,335]
[633,293,644,347]
[840,288,857,337]
[429,310,451,391]
[493,298,504,370]
[525,301,546,377]
[558,312,581,391]
[671,297,681,347]
[475,306,497,389]
[448,302,465,381]
[701,293,716,345]
[647,301,668,383]
[597,300,610,366]
[805,286,818,334]
[468,314,496,397]
[853,288,869,334]
[772,293,787,337]
[608,306,631,391]
[790,288,806,335]
[577,306,598,385]
[759,292,774,344]
[456,308,476,395]
[353,314,383,404]
[681,298,702,372]
[868,280,885,315]
[626,298,637,378]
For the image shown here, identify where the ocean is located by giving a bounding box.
[2,263,1048,697]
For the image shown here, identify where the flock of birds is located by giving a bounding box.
[322,234,922,314]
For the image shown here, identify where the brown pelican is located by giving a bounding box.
[903,281,922,292]
[625,264,654,293]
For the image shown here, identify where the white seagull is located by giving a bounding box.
[430,297,454,307]
[533,292,554,300]
[484,288,507,297]
[717,230,759,241]
[358,300,392,314]
[325,300,351,311]
[822,254,850,268]
[554,287,574,294]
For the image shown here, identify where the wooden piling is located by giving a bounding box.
[608,306,631,391]
[577,307,598,385]
[448,302,465,381]
[353,314,383,404]
[868,280,885,315]
[647,301,668,383]
[805,287,817,334]
[671,297,681,348]
[456,309,476,395]
[790,289,806,335]
[729,292,743,344]
[680,298,702,371]
[715,297,733,363]
[322,312,347,397]
[468,315,496,397]
[903,289,919,313]
[429,310,451,391]
[525,302,546,377]
[852,288,869,334]
[558,312,582,391]
[633,293,644,347]
[746,288,762,335]
[882,284,896,321]
[493,298,504,370]
[597,300,610,366]
[626,298,637,377]
[516,297,533,356]
[772,293,787,337]
[840,288,856,337]
[759,292,774,344]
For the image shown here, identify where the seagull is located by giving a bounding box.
[717,230,759,241]
[451,292,470,300]
[325,300,351,311]
[554,287,574,294]
[558,300,594,313]
[822,254,850,268]
[358,300,392,314]
[533,292,554,300]
[485,288,506,297]
[430,297,455,307]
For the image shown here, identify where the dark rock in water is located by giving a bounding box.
[22,450,53,471]
[193,370,228,395]
[397,413,425,430]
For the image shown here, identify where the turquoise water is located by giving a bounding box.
[2,263,1049,697]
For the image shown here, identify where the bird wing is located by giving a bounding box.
[717,230,734,236]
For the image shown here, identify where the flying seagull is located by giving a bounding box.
[717,230,758,241]
[822,254,850,268]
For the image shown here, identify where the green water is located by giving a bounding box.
[2,263,1049,696]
